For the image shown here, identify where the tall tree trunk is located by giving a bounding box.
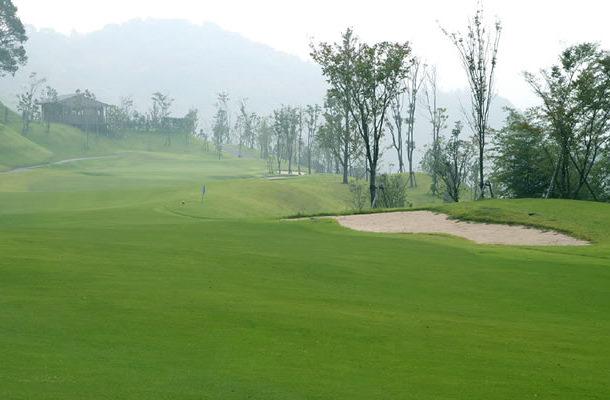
[408,156,416,187]
[478,144,485,199]
[342,141,349,184]
[398,151,404,173]
[545,153,561,199]
[297,135,302,175]
[343,108,350,183]
[308,148,312,175]
[369,169,377,208]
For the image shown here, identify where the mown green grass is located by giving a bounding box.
[1,132,609,398]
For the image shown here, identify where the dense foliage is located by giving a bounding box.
[490,43,610,202]
[0,0,27,76]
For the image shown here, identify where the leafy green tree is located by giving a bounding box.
[119,96,135,129]
[236,100,257,157]
[185,108,198,145]
[375,173,409,208]
[588,145,610,201]
[256,116,272,160]
[213,92,230,160]
[304,104,321,174]
[272,105,299,174]
[107,96,135,135]
[425,121,474,202]
[491,109,554,198]
[317,93,360,182]
[313,29,412,205]
[311,29,359,184]
[16,72,46,135]
[41,85,58,133]
[525,43,610,201]
[150,92,173,145]
[0,0,27,77]
[296,108,304,175]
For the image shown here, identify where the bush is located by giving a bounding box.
[349,179,369,211]
[376,173,410,209]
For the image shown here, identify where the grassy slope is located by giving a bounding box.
[433,198,610,244]
[0,103,208,171]
[0,123,52,170]
[0,130,609,398]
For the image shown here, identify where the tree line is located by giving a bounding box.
[9,72,199,147]
[310,7,608,205]
[2,0,608,203]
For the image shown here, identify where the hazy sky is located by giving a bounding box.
[13,0,610,108]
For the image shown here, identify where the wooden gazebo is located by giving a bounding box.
[40,92,111,133]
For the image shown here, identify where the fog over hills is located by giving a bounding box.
[0,19,325,118]
[0,18,512,165]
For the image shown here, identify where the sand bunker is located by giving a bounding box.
[335,211,589,246]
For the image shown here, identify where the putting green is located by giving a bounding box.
[1,135,609,399]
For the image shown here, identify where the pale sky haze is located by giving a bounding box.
[13,0,610,108]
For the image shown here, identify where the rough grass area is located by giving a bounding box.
[432,199,610,245]
[1,132,609,399]
[0,104,212,171]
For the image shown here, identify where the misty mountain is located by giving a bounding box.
[0,19,326,121]
[0,18,512,166]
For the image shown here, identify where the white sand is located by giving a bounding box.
[335,211,589,246]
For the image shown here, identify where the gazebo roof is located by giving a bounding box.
[39,93,111,108]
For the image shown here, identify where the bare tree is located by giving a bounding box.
[405,58,425,187]
[388,57,425,183]
[423,67,449,196]
[441,4,502,199]
[387,87,406,173]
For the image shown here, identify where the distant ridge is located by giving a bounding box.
[0,19,512,165]
[0,19,326,119]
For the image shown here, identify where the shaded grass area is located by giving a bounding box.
[1,140,609,398]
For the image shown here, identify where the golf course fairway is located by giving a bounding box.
[1,150,609,399]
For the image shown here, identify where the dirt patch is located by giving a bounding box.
[335,211,589,246]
